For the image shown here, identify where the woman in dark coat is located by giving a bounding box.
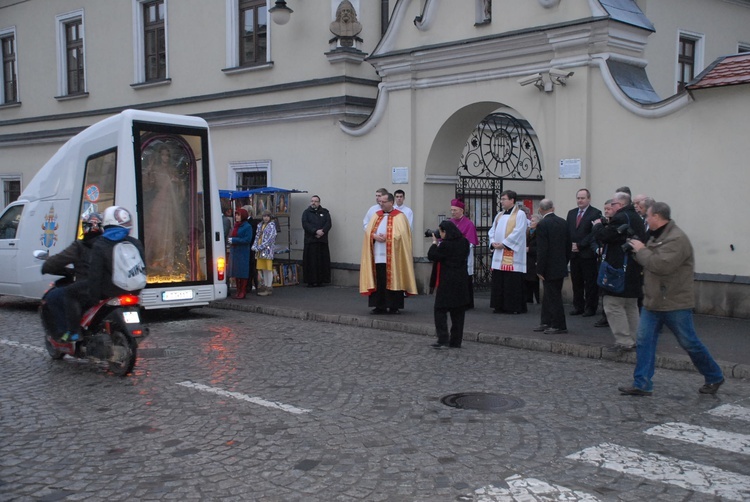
[228,208,253,299]
[427,220,471,349]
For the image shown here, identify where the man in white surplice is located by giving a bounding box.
[488,190,528,314]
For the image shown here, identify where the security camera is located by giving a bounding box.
[517,73,543,86]
[549,68,574,79]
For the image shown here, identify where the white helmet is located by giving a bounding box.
[102,206,133,229]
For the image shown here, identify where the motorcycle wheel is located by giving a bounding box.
[44,336,65,360]
[108,329,137,376]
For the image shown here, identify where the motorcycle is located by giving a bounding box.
[35,250,149,376]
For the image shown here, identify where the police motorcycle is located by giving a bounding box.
[35,210,148,376]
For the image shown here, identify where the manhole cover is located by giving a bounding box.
[441,392,525,412]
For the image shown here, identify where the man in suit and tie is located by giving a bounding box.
[566,189,602,317]
[534,199,572,334]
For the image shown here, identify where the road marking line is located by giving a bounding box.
[567,442,750,501]
[473,475,602,501]
[645,422,750,455]
[0,338,47,355]
[176,381,311,415]
[708,404,750,422]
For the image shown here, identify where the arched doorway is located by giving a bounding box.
[456,112,543,288]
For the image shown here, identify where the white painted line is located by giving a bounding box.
[568,442,750,501]
[176,381,311,415]
[0,338,47,355]
[645,422,750,455]
[708,404,750,422]
[473,475,602,501]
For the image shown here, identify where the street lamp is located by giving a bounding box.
[269,0,293,25]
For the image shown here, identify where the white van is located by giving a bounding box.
[0,109,228,309]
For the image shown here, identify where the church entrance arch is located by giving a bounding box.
[456,112,543,288]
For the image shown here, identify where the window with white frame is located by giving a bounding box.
[132,0,169,84]
[677,31,704,92]
[230,160,269,191]
[56,10,86,97]
[2,177,21,207]
[225,0,271,71]
[0,28,18,104]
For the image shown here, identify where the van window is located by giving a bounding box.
[78,149,117,231]
[136,126,210,284]
[0,204,23,239]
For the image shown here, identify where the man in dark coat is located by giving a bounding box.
[427,220,470,349]
[534,199,572,334]
[592,192,646,352]
[566,188,602,317]
[301,195,333,287]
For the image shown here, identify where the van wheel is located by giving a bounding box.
[108,330,137,376]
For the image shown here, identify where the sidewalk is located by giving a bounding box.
[210,285,750,380]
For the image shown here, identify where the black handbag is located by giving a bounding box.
[597,245,627,294]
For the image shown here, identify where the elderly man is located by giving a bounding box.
[488,190,528,314]
[593,192,646,352]
[449,198,479,308]
[533,199,571,334]
[360,192,417,314]
[618,202,724,396]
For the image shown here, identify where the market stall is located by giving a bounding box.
[219,187,306,286]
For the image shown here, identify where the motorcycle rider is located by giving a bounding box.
[62,206,146,341]
[42,212,103,341]
[88,206,146,302]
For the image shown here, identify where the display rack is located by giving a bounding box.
[219,186,306,286]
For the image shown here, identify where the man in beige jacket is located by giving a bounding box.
[617,202,724,396]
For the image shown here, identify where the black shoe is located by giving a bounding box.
[594,318,609,328]
[544,327,568,334]
[618,386,652,396]
[699,379,724,395]
[371,308,387,315]
[569,309,584,316]
[582,310,596,317]
[532,324,549,332]
[431,343,449,350]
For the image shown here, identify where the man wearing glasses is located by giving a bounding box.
[592,192,646,352]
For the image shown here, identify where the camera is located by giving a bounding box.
[424,229,439,239]
[616,223,636,252]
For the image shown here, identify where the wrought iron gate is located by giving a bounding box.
[456,112,543,288]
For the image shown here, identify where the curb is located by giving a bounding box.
[208,301,750,380]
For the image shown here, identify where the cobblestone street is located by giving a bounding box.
[2,299,749,501]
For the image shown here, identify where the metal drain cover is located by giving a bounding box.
[441,392,525,412]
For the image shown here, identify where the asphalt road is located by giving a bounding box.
[1,300,749,501]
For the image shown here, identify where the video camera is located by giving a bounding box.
[424,229,440,239]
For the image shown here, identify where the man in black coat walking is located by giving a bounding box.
[566,189,602,317]
[534,199,572,334]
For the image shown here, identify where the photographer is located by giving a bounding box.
[592,192,646,352]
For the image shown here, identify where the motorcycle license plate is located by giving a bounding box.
[123,311,140,324]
